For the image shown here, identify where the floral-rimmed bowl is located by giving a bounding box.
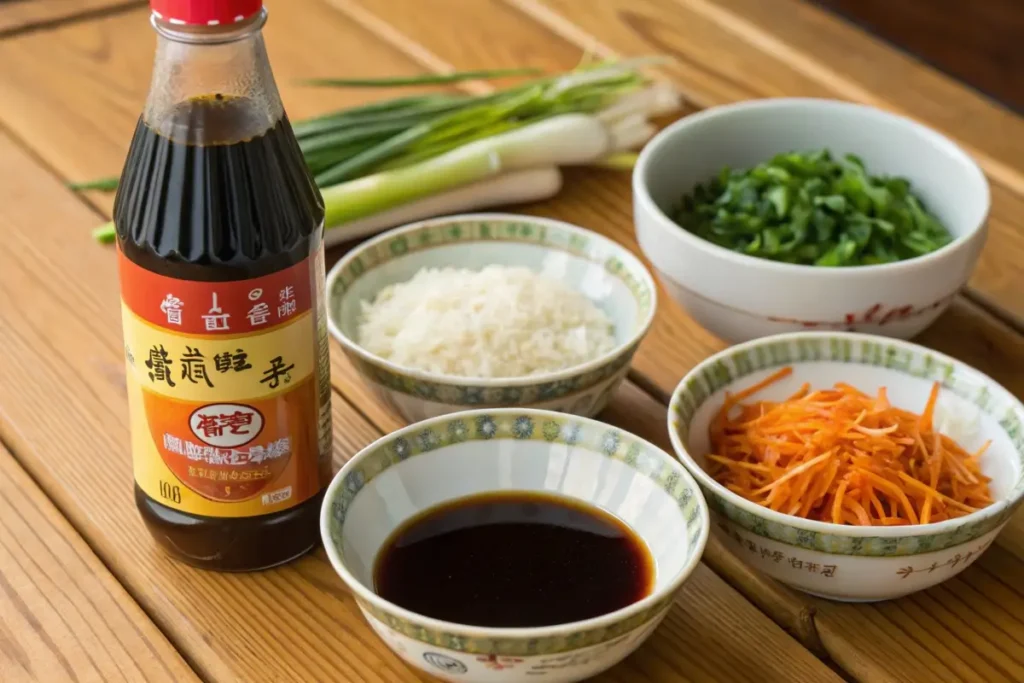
[667,331,1024,602]
[320,409,709,683]
[326,213,657,424]
[634,98,990,343]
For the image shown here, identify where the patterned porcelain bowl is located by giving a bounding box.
[320,409,709,683]
[323,409,708,679]
[326,214,656,424]
[667,331,1024,602]
[634,98,990,343]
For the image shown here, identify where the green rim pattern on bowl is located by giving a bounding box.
[341,345,637,406]
[327,412,706,656]
[671,335,1024,557]
[354,596,672,657]
[329,218,655,405]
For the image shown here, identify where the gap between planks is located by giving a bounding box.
[311,3,1024,680]
[307,7,824,651]
[0,438,201,683]
[0,19,839,676]
[326,0,1024,334]
[0,1,1015,679]
[0,0,146,40]
[508,0,1024,197]
[504,0,1024,332]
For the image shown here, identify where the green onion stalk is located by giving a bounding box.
[85,60,680,244]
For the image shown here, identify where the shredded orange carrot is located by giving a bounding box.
[706,369,994,526]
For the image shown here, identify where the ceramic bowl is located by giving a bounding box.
[667,331,1024,602]
[633,98,990,344]
[321,409,710,683]
[326,213,657,424]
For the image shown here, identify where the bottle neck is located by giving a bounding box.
[145,9,283,144]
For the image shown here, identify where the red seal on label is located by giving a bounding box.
[120,246,333,517]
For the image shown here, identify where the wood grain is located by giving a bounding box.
[320,2,1024,680]
[0,443,198,683]
[599,380,824,651]
[0,141,841,683]
[0,1,457,218]
[812,0,1024,113]
[330,0,1024,396]
[514,0,1024,327]
[548,168,1024,401]
[321,0,825,648]
[0,0,141,35]
[815,551,1024,683]
[0,214,418,681]
[330,336,824,651]
[0,5,841,681]
[0,2,1020,680]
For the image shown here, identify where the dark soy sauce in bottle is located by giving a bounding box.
[114,1,333,571]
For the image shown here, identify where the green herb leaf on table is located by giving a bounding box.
[67,177,119,191]
[671,150,952,266]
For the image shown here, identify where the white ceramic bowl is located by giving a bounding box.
[633,98,990,344]
[321,409,710,682]
[326,213,657,424]
[668,331,1024,602]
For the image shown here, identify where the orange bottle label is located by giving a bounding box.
[118,247,333,517]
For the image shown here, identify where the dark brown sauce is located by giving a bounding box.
[373,492,654,627]
[116,96,322,278]
[115,95,328,571]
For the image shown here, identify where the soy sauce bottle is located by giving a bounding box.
[113,0,333,570]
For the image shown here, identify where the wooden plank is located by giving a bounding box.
[514,0,1024,190]
[0,147,840,683]
[0,9,840,683]
[332,0,1024,448]
[808,0,1024,111]
[316,0,821,649]
[693,0,1024,189]
[0,442,198,683]
[1000,509,1024,563]
[0,1,456,219]
[512,0,1024,327]
[540,168,1024,401]
[0,2,1019,680]
[0,216,418,681]
[318,3,1024,680]
[0,0,141,35]
[330,343,824,649]
[600,381,823,650]
[526,172,1024,681]
[814,552,1024,683]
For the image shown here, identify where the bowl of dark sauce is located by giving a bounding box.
[321,409,710,682]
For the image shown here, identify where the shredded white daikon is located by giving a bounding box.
[357,266,616,378]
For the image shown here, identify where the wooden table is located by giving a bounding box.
[1,1,1022,681]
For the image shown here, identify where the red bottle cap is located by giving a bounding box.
[150,0,263,26]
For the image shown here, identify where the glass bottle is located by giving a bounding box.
[113,0,333,571]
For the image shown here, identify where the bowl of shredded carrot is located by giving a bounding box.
[668,331,1024,602]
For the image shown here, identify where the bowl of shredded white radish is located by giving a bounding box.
[326,213,657,423]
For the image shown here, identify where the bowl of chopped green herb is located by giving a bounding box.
[633,98,989,343]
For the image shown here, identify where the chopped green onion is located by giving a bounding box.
[672,150,953,267]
